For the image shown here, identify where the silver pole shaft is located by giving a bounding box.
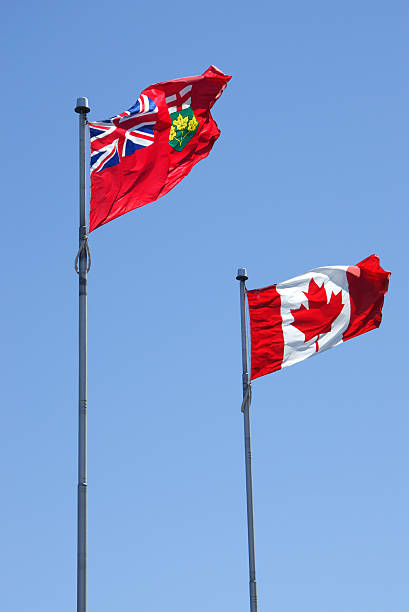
[75,97,90,612]
[237,268,258,612]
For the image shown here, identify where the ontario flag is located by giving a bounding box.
[89,66,231,232]
[247,255,390,380]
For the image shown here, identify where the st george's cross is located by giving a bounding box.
[165,84,192,113]
[165,84,199,152]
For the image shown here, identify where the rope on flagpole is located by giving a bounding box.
[75,235,91,274]
[241,382,252,413]
[240,284,252,413]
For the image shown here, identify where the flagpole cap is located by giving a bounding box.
[236,268,248,281]
[75,97,90,114]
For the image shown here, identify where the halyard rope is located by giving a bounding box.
[241,383,252,413]
[74,236,91,274]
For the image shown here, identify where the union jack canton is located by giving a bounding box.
[89,94,158,173]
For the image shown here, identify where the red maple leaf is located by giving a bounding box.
[290,278,344,351]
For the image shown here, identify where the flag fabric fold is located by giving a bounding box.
[89,66,231,232]
[247,255,390,380]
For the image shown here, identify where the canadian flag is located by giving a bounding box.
[247,255,390,380]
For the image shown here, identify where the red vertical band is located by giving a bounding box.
[247,285,284,380]
[343,254,390,342]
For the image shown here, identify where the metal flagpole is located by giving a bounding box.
[236,267,258,612]
[75,96,90,612]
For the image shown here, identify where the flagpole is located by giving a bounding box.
[75,96,90,612]
[237,268,258,612]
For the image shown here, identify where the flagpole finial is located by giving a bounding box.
[236,267,248,281]
[75,97,90,114]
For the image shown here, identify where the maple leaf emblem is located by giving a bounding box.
[168,108,199,151]
[290,278,344,352]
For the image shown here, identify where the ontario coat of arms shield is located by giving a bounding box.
[168,107,199,151]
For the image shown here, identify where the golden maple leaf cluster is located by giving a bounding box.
[169,113,198,146]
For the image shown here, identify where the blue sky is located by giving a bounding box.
[1,1,408,611]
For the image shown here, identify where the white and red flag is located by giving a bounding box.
[247,255,390,380]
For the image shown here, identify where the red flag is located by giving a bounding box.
[246,255,390,380]
[89,66,231,231]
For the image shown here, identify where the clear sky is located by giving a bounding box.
[1,1,408,611]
